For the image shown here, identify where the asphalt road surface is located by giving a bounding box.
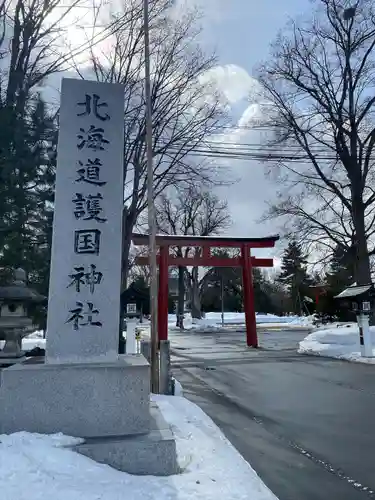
[171,327,375,500]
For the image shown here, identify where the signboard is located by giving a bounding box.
[46,78,125,363]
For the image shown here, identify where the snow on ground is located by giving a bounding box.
[9,312,313,352]
[1,395,278,500]
[0,337,46,352]
[168,312,313,331]
[26,330,44,339]
[16,313,313,350]
[173,378,184,396]
[299,323,375,364]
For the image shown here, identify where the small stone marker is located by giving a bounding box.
[46,78,125,363]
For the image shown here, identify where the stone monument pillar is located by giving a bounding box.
[46,79,124,363]
[0,78,176,476]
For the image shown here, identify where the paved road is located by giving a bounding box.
[171,327,375,500]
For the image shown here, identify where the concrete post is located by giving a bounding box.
[359,314,373,357]
[159,340,172,395]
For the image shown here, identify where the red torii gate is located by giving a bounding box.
[132,233,279,347]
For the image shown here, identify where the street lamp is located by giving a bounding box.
[143,0,159,393]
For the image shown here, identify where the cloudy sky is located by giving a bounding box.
[184,0,312,257]
[45,0,313,259]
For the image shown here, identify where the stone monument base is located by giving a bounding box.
[0,355,150,438]
[0,355,178,475]
[76,402,178,476]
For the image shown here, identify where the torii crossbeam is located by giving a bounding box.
[132,233,279,347]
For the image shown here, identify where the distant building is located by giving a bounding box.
[121,282,149,317]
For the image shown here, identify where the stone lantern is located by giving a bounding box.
[0,268,45,364]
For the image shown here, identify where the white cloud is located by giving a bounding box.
[200,64,260,105]
[198,64,280,254]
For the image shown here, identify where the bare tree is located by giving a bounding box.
[127,246,152,286]
[154,185,231,322]
[0,0,7,57]
[1,0,95,112]
[86,0,229,290]
[257,0,375,285]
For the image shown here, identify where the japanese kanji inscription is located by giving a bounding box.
[46,78,125,363]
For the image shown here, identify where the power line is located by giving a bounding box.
[4,126,346,164]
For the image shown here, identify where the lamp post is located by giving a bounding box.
[143,0,159,393]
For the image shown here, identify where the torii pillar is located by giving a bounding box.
[241,244,257,347]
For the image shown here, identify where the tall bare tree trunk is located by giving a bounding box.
[352,198,371,285]
[119,207,137,350]
[190,267,202,320]
[121,207,138,292]
[176,266,185,329]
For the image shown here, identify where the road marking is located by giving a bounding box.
[289,442,375,497]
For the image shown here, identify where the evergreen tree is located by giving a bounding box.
[261,278,292,315]
[277,240,311,314]
[0,94,56,326]
[317,245,355,322]
[200,250,243,312]
[327,245,354,291]
[200,251,277,314]
[252,268,274,314]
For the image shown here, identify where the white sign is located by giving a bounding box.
[127,303,137,314]
[46,78,125,363]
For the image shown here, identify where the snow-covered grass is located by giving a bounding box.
[299,323,375,364]
[1,395,278,500]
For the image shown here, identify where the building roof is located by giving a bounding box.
[0,285,45,302]
[121,283,149,302]
[132,233,279,248]
[335,285,372,299]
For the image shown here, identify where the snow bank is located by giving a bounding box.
[298,324,375,364]
[0,395,278,500]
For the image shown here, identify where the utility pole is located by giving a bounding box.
[143,0,159,393]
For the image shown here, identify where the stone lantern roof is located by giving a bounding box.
[0,268,45,303]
